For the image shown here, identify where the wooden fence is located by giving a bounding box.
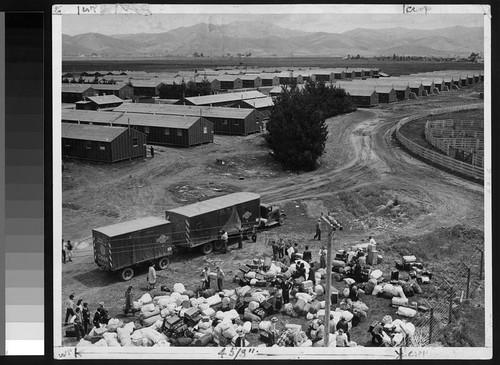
[396,104,484,181]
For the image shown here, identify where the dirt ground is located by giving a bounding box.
[60,85,485,347]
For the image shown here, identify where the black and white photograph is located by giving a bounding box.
[53,3,491,360]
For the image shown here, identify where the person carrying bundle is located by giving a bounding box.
[147,262,157,290]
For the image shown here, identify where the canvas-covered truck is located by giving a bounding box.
[93,216,173,281]
[166,192,261,255]
[258,203,286,228]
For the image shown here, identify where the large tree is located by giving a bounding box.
[265,81,355,171]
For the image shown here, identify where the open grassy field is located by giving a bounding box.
[62,57,483,76]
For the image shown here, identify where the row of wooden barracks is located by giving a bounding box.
[61,69,482,162]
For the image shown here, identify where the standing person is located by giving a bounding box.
[73,307,85,341]
[216,267,225,292]
[82,302,91,334]
[221,230,228,254]
[66,240,73,262]
[336,316,350,341]
[286,242,294,260]
[147,262,157,290]
[308,262,316,283]
[98,302,109,326]
[335,328,349,347]
[281,278,292,305]
[369,235,377,246]
[76,299,83,313]
[150,146,154,158]
[202,266,211,290]
[278,238,284,259]
[313,219,322,241]
[64,294,75,325]
[302,245,312,263]
[238,228,243,249]
[319,245,327,269]
[62,239,66,264]
[271,240,279,261]
[93,307,102,328]
[124,286,133,316]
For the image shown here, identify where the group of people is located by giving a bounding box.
[64,293,109,341]
[62,239,73,263]
[201,266,226,292]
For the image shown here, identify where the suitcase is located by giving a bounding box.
[239,265,252,274]
[253,308,267,320]
[184,307,201,320]
[239,278,250,286]
[251,321,260,333]
[260,300,274,315]
[255,280,267,287]
[235,301,246,314]
[186,314,203,327]
[331,291,339,304]
[193,333,213,347]
[165,315,182,329]
[391,270,399,281]
[260,330,272,343]
[182,300,191,308]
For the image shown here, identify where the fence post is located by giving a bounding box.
[478,247,484,281]
[448,289,454,323]
[428,304,434,345]
[466,266,471,299]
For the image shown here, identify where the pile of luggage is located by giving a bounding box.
[369,315,416,347]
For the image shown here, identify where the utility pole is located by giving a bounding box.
[321,213,343,347]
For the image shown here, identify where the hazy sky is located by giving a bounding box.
[62,11,484,36]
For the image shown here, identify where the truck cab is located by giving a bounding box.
[258,204,286,228]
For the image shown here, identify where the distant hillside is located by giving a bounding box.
[62,22,483,58]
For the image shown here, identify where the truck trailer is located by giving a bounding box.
[166,192,262,254]
[93,216,173,281]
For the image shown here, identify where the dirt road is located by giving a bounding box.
[60,87,485,346]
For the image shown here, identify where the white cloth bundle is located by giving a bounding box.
[352,301,369,312]
[107,318,122,332]
[143,328,164,344]
[173,283,186,294]
[250,278,258,285]
[142,307,161,319]
[382,283,397,296]
[314,285,324,296]
[242,321,252,334]
[158,296,175,308]
[392,333,405,346]
[102,332,120,347]
[138,293,153,305]
[153,295,170,303]
[202,307,216,317]
[94,339,108,347]
[206,294,222,306]
[300,339,313,347]
[142,314,162,327]
[130,330,144,346]
[132,301,142,310]
[222,325,237,339]
[259,321,272,331]
[248,301,260,311]
[395,285,406,299]
[116,322,133,346]
[237,285,252,296]
[343,278,356,285]
[396,306,417,318]
[225,309,239,320]
[198,303,210,311]
[251,292,267,303]
[215,311,226,321]
[370,270,383,280]
[223,289,236,297]
[341,310,354,322]
[295,292,313,303]
[141,303,157,313]
[245,271,257,279]
[372,285,383,296]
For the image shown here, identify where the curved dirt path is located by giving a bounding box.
[255,106,484,236]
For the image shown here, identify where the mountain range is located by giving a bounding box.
[62,21,483,58]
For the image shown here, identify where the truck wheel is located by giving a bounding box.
[278,216,285,226]
[158,257,169,270]
[121,267,134,281]
[251,234,257,242]
[202,242,213,255]
[213,240,223,251]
